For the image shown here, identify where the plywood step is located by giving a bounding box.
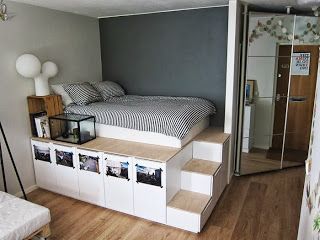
[167,190,213,233]
[167,190,211,214]
[182,158,221,176]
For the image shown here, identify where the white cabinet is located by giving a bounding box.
[242,104,255,153]
[103,154,134,215]
[77,149,105,207]
[52,144,79,198]
[31,140,57,192]
[133,158,166,224]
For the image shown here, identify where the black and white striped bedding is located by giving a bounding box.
[65,95,216,139]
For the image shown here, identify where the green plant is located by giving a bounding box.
[313,215,320,232]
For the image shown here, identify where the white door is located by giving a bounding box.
[31,140,57,192]
[52,144,79,198]
[77,149,105,207]
[104,154,134,215]
[133,158,166,224]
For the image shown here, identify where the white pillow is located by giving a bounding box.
[51,84,74,106]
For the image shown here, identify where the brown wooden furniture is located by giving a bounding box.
[24,223,51,240]
[27,95,63,137]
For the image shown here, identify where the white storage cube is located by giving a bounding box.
[52,144,79,198]
[77,149,105,207]
[31,140,57,192]
[133,158,166,224]
[103,154,134,215]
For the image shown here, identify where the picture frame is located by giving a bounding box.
[30,111,47,137]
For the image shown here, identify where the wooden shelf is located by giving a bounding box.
[167,190,211,214]
[182,159,220,176]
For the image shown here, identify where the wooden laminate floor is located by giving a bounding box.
[28,167,305,240]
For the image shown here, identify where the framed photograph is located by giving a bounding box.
[136,164,162,187]
[56,150,74,168]
[245,80,255,104]
[30,111,47,137]
[79,154,99,173]
[35,115,51,139]
[33,145,51,162]
[106,160,129,180]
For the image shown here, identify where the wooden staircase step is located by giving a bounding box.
[182,158,221,176]
[194,127,230,144]
[167,190,211,214]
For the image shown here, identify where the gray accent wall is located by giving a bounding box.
[99,7,228,126]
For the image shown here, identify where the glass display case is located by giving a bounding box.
[49,113,96,144]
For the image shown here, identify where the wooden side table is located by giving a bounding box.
[27,95,63,137]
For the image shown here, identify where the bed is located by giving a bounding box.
[0,191,51,240]
[65,95,216,148]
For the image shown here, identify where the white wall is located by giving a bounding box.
[0,1,102,195]
[297,48,320,240]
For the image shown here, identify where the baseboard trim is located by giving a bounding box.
[15,185,38,198]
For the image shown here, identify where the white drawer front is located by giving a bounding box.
[133,158,166,224]
[31,140,57,192]
[77,149,105,207]
[52,144,79,198]
[104,154,134,215]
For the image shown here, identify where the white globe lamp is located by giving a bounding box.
[16,54,58,96]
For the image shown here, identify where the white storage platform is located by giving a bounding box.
[30,127,230,233]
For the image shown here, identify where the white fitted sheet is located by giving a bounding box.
[96,117,210,148]
[0,191,51,240]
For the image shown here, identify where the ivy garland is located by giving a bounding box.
[249,17,320,44]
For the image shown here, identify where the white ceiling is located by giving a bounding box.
[9,0,229,18]
[8,0,319,18]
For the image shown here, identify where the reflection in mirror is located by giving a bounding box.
[283,16,320,167]
[240,13,294,175]
[240,13,320,175]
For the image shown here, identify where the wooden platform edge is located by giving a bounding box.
[24,223,51,240]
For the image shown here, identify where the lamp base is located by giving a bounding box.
[34,75,50,96]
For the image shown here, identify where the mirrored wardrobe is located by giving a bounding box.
[236,12,320,175]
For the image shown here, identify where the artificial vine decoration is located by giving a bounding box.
[249,17,292,44]
[249,17,320,44]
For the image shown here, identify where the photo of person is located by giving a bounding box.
[79,154,99,173]
[106,160,129,179]
[136,165,162,187]
[34,145,51,162]
[56,150,74,168]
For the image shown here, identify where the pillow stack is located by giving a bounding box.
[50,81,125,106]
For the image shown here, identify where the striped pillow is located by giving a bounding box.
[63,82,102,106]
[91,81,125,101]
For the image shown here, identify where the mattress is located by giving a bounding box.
[65,95,216,140]
[96,116,209,148]
[0,192,51,240]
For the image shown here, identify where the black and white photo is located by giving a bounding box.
[56,150,74,167]
[79,154,99,173]
[136,165,162,187]
[106,160,129,179]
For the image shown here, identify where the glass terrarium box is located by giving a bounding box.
[49,113,96,144]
